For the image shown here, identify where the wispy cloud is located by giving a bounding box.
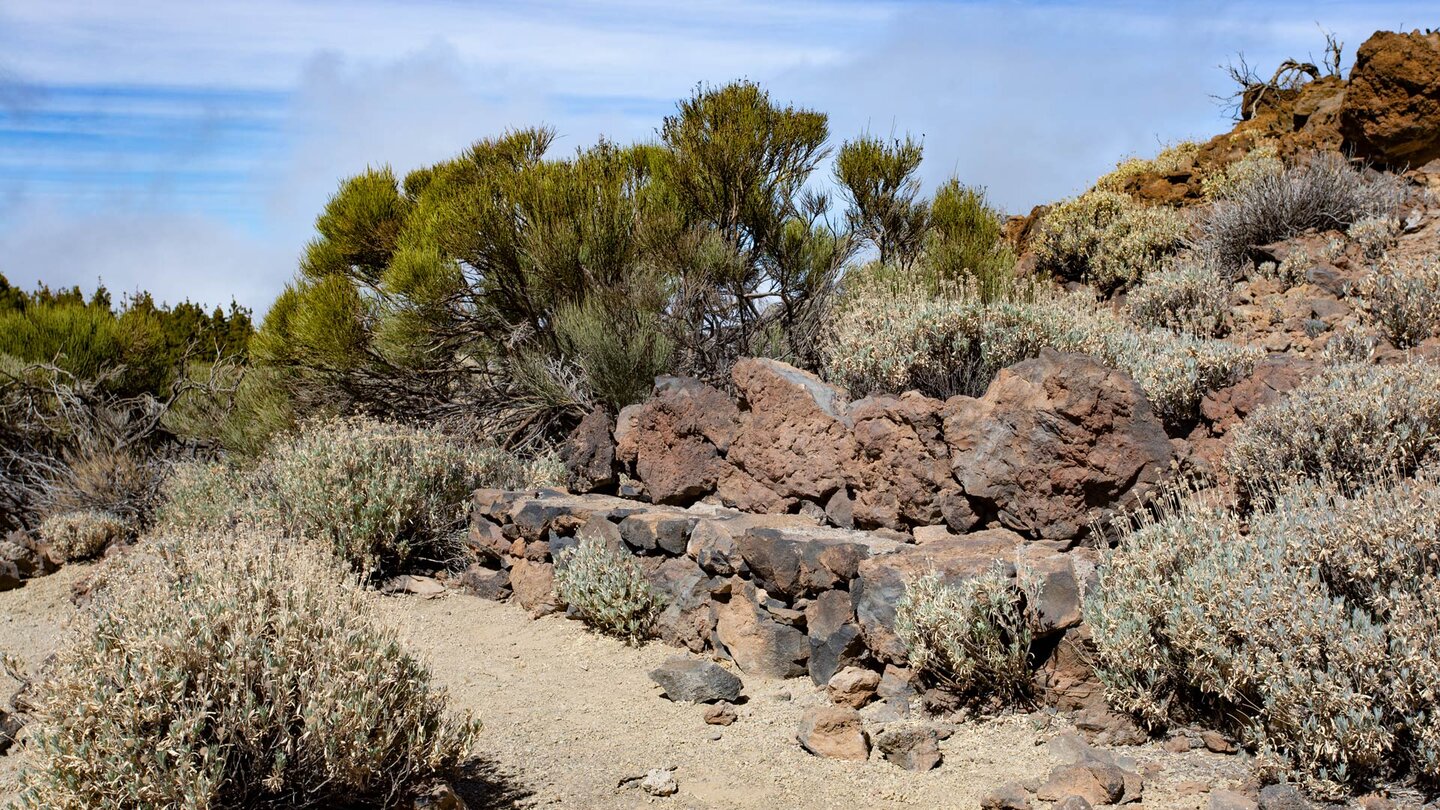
[0,0,1434,312]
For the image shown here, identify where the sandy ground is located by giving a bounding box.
[0,565,1249,808]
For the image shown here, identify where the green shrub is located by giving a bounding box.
[258,416,556,575]
[894,568,1033,704]
[823,278,1259,424]
[164,362,298,457]
[1362,254,1440,349]
[1227,361,1440,504]
[1087,475,1440,796]
[1032,190,1187,292]
[10,529,479,808]
[1124,258,1230,336]
[924,180,1016,294]
[553,536,664,644]
[554,296,674,411]
[36,509,127,561]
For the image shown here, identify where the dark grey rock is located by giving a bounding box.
[648,656,743,704]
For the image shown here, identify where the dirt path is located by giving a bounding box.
[0,569,1247,808]
[383,592,1058,809]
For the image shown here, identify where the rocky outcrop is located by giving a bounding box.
[607,354,1173,546]
[1342,30,1440,167]
[466,487,1097,703]
[944,350,1173,541]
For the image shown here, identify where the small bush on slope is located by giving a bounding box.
[1124,257,1230,337]
[1086,475,1440,797]
[1348,215,1399,262]
[10,529,479,809]
[894,567,1033,705]
[1362,254,1440,350]
[553,536,665,644]
[1032,190,1187,292]
[36,509,127,561]
[1227,361,1440,506]
[1094,142,1201,194]
[823,277,1259,425]
[1200,150,1404,272]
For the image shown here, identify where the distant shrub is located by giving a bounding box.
[925,180,1017,294]
[1094,141,1200,193]
[259,416,556,574]
[553,536,664,644]
[1227,361,1440,504]
[1200,143,1283,201]
[824,278,1258,424]
[37,509,127,561]
[1200,150,1404,271]
[1032,190,1187,292]
[1347,215,1399,262]
[11,529,479,808]
[894,568,1033,704]
[1362,254,1440,349]
[1125,258,1230,336]
[1087,475,1440,796]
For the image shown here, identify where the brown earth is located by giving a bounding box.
[0,564,1254,809]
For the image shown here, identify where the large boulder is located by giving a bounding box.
[560,407,618,494]
[853,528,1026,663]
[727,359,855,503]
[617,377,740,505]
[846,393,959,530]
[944,350,1173,542]
[1341,30,1440,167]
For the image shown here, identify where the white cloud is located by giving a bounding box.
[0,205,290,311]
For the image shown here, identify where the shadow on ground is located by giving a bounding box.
[452,757,535,809]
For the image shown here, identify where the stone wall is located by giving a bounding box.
[581,349,1175,544]
[459,349,1190,738]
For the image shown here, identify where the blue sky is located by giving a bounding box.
[0,1,1434,312]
